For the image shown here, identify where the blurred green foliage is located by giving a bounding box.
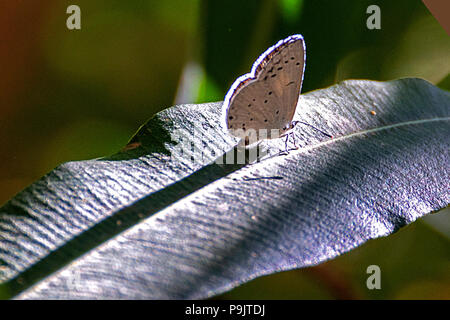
[0,0,448,299]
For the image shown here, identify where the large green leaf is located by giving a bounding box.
[0,78,448,299]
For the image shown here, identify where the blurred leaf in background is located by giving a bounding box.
[0,0,448,299]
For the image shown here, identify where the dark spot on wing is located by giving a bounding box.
[253,37,303,75]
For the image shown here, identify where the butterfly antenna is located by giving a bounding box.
[292,121,333,138]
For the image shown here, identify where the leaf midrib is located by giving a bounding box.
[287,117,450,157]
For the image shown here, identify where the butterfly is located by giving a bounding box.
[222,34,331,150]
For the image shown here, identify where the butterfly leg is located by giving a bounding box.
[291,131,299,150]
[279,132,298,156]
[277,134,290,156]
[284,134,291,154]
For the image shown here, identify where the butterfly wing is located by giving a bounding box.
[224,35,305,142]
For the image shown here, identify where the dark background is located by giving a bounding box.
[0,0,448,299]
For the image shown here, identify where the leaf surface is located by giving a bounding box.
[0,78,448,299]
